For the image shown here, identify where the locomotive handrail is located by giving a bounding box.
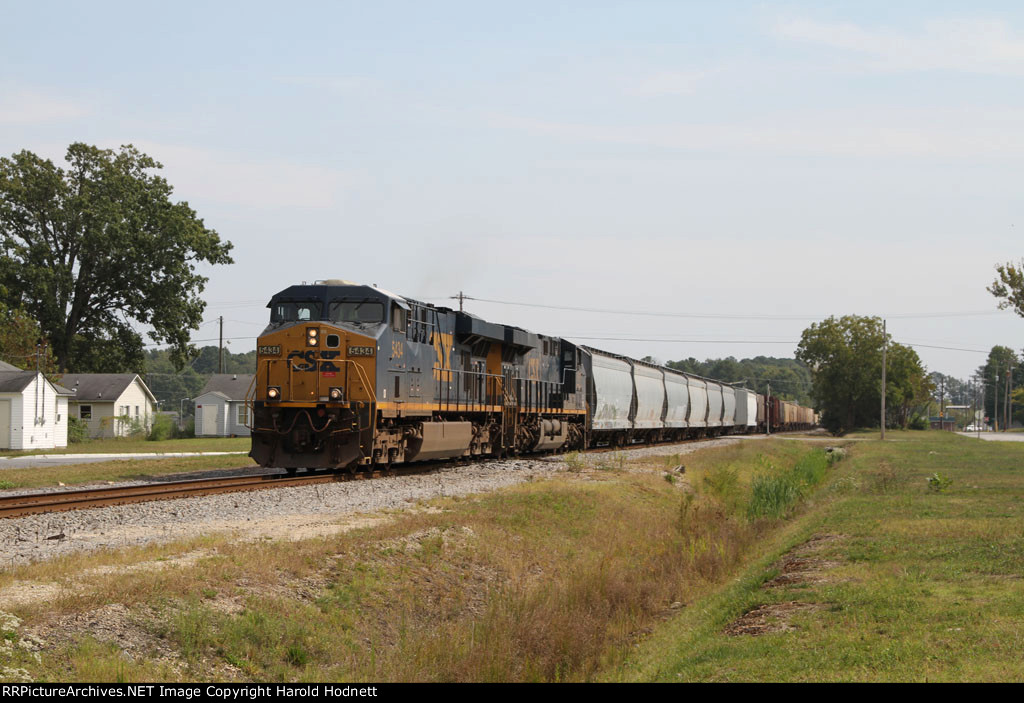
[436,367,504,412]
[342,358,377,404]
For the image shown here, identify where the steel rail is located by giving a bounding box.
[0,431,803,520]
[0,469,421,520]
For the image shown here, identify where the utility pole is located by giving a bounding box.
[219,316,224,374]
[453,292,465,312]
[881,319,887,440]
[976,376,982,438]
[1006,362,1013,432]
[940,375,945,422]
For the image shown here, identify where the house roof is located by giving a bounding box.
[198,374,254,401]
[52,381,75,396]
[59,373,156,403]
[0,371,35,393]
[0,371,75,396]
[0,360,23,372]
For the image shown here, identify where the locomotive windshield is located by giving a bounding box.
[329,300,384,324]
[270,301,322,323]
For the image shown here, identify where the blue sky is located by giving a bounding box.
[3,1,1024,380]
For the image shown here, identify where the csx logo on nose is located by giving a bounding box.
[288,350,317,371]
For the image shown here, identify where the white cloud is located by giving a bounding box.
[0,88,88,125]
[774,17,1024,74]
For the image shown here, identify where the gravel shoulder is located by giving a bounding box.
[0,437,756,567]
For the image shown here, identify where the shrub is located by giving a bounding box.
[792,451,829,486]
[870,460,906,493]
[909,415,929,431]
[748,473,802,520]
[747,449,831,520]
[927,472,953,493]
[67,416,88,444]
[147,414,176,441]
[702,464,741,506]
[563,452,585,472]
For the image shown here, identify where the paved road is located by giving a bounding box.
[0,451,247,470]
[956,432,1024,442]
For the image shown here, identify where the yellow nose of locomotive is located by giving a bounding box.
[255,324,376,404]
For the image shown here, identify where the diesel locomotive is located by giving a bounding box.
[248,280,815,471]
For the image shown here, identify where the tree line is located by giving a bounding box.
[143,347,256,416]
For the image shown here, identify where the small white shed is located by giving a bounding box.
[0,362,74,450]
[194,374,254,437]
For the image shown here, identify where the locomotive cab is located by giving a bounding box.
[250,281,405,470]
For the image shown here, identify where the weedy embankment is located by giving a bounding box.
[0,439,836,682]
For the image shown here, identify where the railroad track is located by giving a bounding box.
[0,468,423,520]
[0,432,800,520]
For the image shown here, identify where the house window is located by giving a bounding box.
[135,406,139,418]
[237,404,249,426]
[80,405,92,420]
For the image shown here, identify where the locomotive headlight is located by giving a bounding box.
[267,386,281,400]
[329,387,343,401]
[306,327,319,346]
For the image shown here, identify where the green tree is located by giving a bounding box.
[989,260,1024,317]
[976,345,1020,429]
[796,315,932,435]
[0,300,56,373]
[886,343,933,429]
[0,143,233,372]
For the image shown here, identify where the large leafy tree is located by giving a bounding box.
[796,315,932,435]
[0,143,233,372]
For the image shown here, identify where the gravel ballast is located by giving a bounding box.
[0,437,752,566]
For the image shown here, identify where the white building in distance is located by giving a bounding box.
[0,360,74,450]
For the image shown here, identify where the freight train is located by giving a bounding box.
[248,280,816,471]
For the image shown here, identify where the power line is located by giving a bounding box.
[570,336,795,344]
[901,342,991,354]
[455,294,1011,322]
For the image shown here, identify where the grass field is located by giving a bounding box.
[0,436,251,458]
[1,431,1021,682]
[614,431,1024,682]
[0,454,257,491]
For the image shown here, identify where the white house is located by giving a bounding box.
[60,374,158,439]
[0,361,74,450]
[194,374,254,437]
